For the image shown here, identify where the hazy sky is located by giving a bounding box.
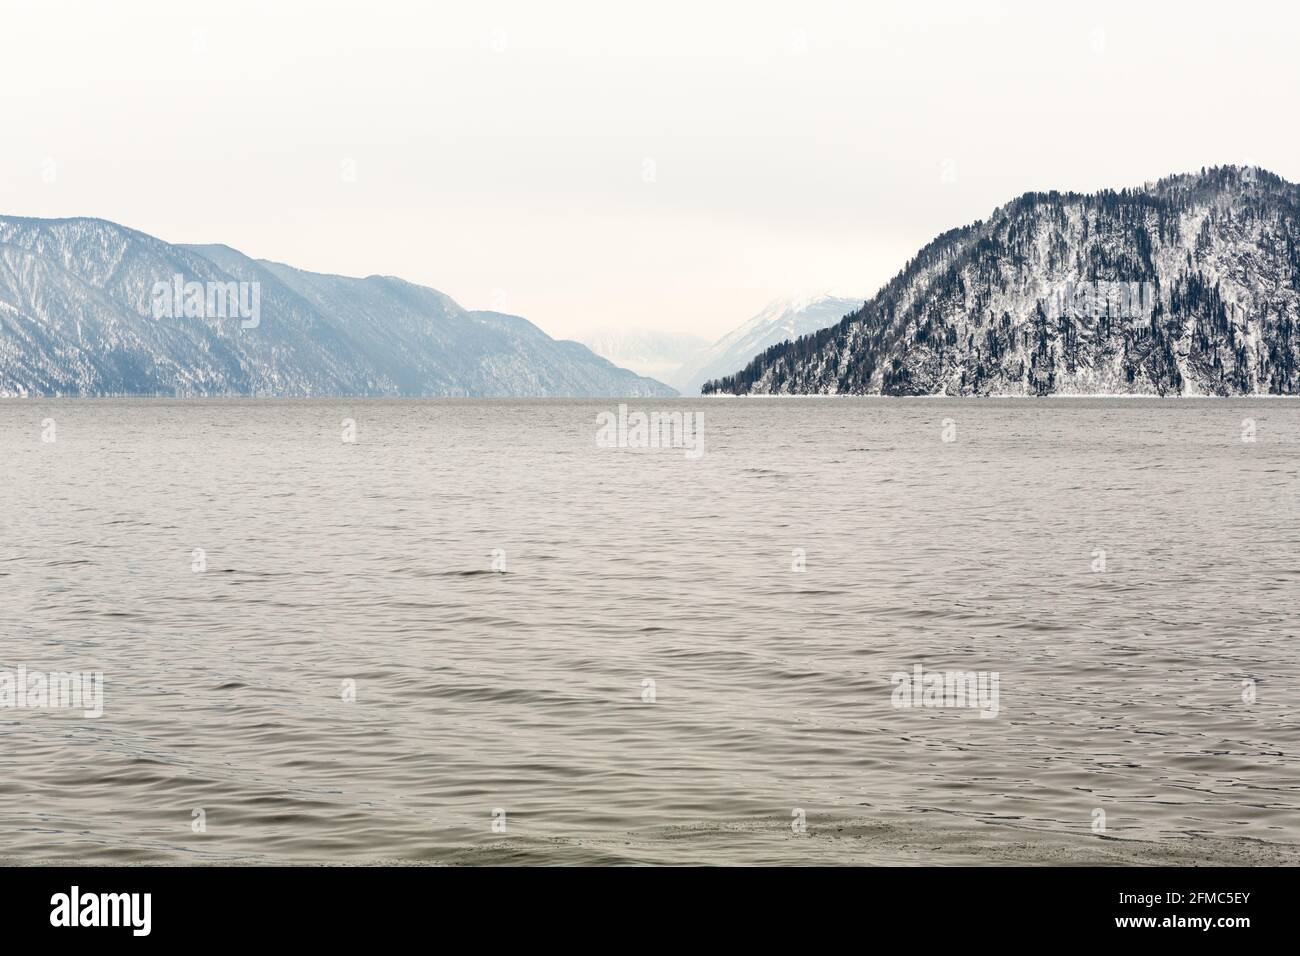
[2,0,1297,341]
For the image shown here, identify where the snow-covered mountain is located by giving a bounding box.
[674,294,863,395]
[0,216,672,397]
[578,328,708,386]
[705,166,1300,396]
[582,295,862,395]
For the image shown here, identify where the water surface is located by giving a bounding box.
[1,398,1297,864]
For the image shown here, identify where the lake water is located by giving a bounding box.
[1,398,1297,865]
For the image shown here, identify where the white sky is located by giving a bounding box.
[2,0,1297,341]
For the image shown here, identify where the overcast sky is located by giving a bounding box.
[2,0,1297,340]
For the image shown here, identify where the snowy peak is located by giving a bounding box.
[676,293,863,395]
[716,293,860,348]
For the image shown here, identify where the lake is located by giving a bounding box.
[1,398,1297,864]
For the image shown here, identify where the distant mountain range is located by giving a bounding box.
[704,167,1300,396]
[582,294,863,395]
[672,294,864,395]
[16,167,1293,401]
[577,328,710,388]
[0,216,672,397]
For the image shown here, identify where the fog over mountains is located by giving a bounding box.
[0,216,672,397]
[582,294,863,395]
[9,167,1297,401]
[674,294,863,395]
[705,167,1300,397]
[577,328,709,389]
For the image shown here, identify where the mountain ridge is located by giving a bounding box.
[704,166,1300,397]
[674,293,864,395]
[0,216,672,398]
[580,293,864,394]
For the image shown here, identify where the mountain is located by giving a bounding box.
[578,328,707,386]
[583,295,863,395]
[674,294,863,395]
[704,166,1300,396]
[0,216,672,397]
